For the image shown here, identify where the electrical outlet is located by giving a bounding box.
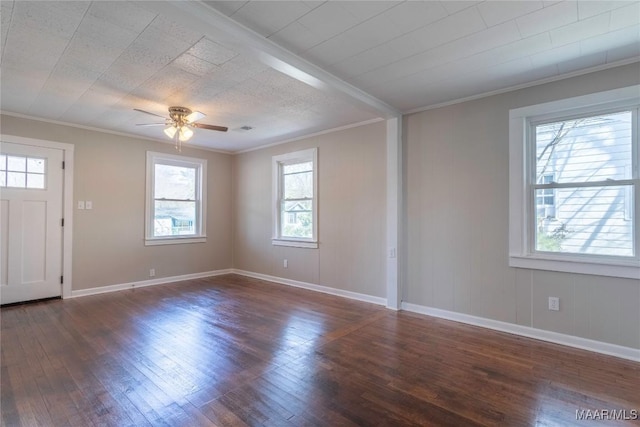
[149,268,155,277]
[85,201,93,210]
[283,259,288,268]
[77,201,85,210]
[548,297,560,311]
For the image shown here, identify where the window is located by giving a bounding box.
[145,151,206,245]
[0,154,46,189]
[509,85,639,279]
[272,148,318,248]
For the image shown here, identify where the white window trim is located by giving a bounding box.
[145,151,207,246]
[272,148,318,249]
[509,85,640,280]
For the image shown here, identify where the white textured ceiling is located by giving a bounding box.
[213,0,640,111]
[1,1,639,152]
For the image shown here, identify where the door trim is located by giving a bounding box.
[1,134,74,298]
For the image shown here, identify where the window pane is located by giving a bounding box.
[0,172,5,187]
[535,111,632,184]
[535,185,633,256]
[26,173,45,189]
[7,172,25,187]
[284,170,312,199]
[27,157,45,173]
[0,155,6,171]
[281,200,312,238]
[283,162,312,174]
[7,156,26,172]
[154,200,196,236]
[155,164,196,200]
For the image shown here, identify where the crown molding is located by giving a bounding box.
[0,110,234,155]
[404,57,640,115]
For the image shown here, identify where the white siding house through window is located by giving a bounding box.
[534,111,633,257]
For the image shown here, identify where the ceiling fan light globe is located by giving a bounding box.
[164,126,177,138]
[179,126,194,142]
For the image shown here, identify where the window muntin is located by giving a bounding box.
[531,110,636,258]
[146,152,206,245]
[272,148,317,248]
[0,154,46,189]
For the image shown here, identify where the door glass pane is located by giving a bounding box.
[1,156,48,188]
[155,164,196,200]
[27,174,45,189]
[535,111,632,184]
[535,185,633,256]
[7,156,26,172]
[153,200,196,236]
[7,172,25,187]
[27,157,45,173]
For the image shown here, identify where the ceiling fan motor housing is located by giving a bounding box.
[168,106,192,126]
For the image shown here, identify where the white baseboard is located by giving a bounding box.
[401,302,640,363]
[232,269,388,306]
[69,269,234,298]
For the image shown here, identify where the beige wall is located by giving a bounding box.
[1,115,233,291]
[233,122,387,298]
[2,63,637,351]
[405,62,640,349]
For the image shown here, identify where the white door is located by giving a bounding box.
[1,142,64,304]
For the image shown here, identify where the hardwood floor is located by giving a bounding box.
[1,274,639,426]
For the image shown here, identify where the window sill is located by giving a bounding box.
[509,254,639,280]
[145,236,206,246]
[272,239,318,249]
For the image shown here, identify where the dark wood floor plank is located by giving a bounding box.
[2,273,639,426]
[200,398,251,427]
[1,352,53,426]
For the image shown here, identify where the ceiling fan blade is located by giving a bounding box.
[136,123,167,127]
[192,123,228,132]
[186,111,206,123]
[134,108,168,119]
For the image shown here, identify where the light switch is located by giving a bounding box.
[77,201,85,210]
[85,201,93,210]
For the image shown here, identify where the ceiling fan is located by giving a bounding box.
[135,106,228,151]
